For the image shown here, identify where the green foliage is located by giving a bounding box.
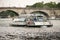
[26,5,32,7]
[32,2,44,8]
[26,2,60,9]
[27,2,44,8]
[57,3,60,8]
[44,2,57,8]
[0,10,19,18]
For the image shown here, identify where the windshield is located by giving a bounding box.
[30,16,47,22]
[14,17,26,22]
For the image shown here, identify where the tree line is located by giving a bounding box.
[26,2,60,9]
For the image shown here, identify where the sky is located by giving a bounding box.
[0,0,60,7]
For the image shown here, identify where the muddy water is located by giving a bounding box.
[0,19,60,40]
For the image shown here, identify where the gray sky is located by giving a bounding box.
[0,0,60,7]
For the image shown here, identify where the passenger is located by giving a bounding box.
[34,17,37,21]
[27,19,33,24]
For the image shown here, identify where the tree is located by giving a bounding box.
[57,3,60,8]
[26,2,44,8]
[26,2,58,9]
[44,2,57,8]
[26,5,32,7]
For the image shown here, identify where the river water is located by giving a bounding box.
[0,18,60,40]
